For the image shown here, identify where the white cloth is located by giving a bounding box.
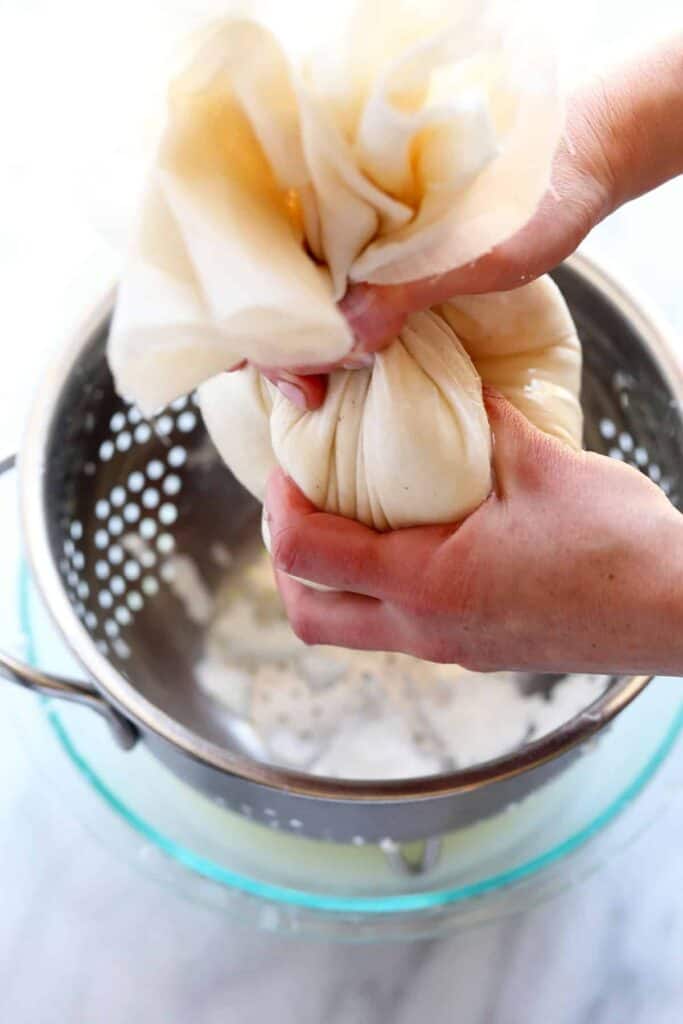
[200,277,582,530]
[108,7,563,416]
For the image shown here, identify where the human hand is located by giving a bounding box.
[258,36,683,410]
[265,391,683,675]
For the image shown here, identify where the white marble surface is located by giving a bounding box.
[0,1,682,1021]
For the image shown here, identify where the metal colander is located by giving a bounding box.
[2,254,682,860]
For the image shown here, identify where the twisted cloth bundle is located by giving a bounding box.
[109,3,582,531]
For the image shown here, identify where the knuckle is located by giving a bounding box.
[270,524,304,576]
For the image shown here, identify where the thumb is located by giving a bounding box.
[482,386,570,496]
[339,283,411,351]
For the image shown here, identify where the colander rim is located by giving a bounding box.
[18,252,681,801]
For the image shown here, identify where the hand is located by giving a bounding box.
[266,391,683,675]
[258,36,683,410]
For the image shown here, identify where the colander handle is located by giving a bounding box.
[0,455,138,751]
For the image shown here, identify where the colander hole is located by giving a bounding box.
[634,447,648,466]
[177,411,197,433]
[95,560,110,580]
[113,638,131,660]
[649,464,662,482]
[240,804,253,816]
[110,576,125,597]
[124,503,140,524]
[163,475,181,496]
[157,534,175,555]
[69,521,83,541]
[618,432,634,453]
[191,394,199,407]
[128,472,145,493]
[96,640,109,656]
[95,530,109,550]
[142,488,160,510]
[99,591,114,609]
[95,500,110,520]
[159,503,178,526]
[63,540,75,557]
[77,581,89,600]
[608,447,624,461]
[116,432,132,452]
[170,396,188,411]
[599,418,616,439]
[124,561,141,581]
[74,602,86,618]
[105,620,120,638]
[84,613,98,630]
[147,460,164,481]
[109,516,124,537]
[142,576,159,596]
[110,412,126,432]
[168,446,187,468]
[156,415,174,436]
[352,836,365,846]
[108,545,124,565]
[59,559,69,574]
[140,519,157,541]
[289,819,303,830]
[115,607,132,627]
[661,479,672,495]
[268,820,280,830]
[111,486,126,507]
[127,406,142,425]
[134,424,152,444]
[264,808,277,817]
[127,592,143,612]
[72,552,85,571]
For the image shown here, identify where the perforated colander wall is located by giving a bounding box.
[58,395,203,662]
[56,338,682,674]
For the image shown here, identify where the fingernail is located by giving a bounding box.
[277,380,307,409]
[226,359,247,373]
[339,284,405,348]
[339,285,379,335]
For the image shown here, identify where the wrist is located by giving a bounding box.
[577,36,683,219]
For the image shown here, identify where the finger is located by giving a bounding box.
[482,386,572,496]
[339,283,411,352]
[258,369,328,411]
[275,571,400,652]
[339,253,537,351]
[340,223,557,350]
[339,104,606,349]
[265,469,453,601]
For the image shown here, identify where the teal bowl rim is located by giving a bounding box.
[21,562,682,916]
